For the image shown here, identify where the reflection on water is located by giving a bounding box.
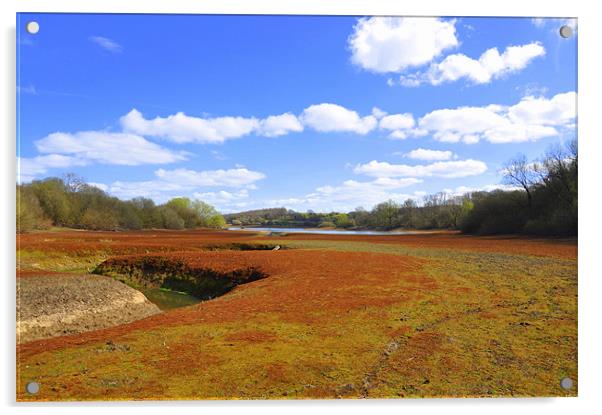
[141,288,201,311]
[227,227,416,236]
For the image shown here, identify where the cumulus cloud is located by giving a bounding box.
[90,36,123,53]
[417,91,576,144]
[86,182,109,192]
[399,42,546,86]
[246,177,423,213]
[348,17,458,73]
[34,131,188,166]
[307,178,422,210]
[117,93,574,144]
[192,189,250,205]
[532,17,577,32]
[354,159,487,179]
[442,183,521,197]
[18,154,88,183]
[258,113,304,137]
[93,167,266,203]
[378,113,416,139]
[405,148,454,161]
[506,91,576,126]
[100,180,188,201]
[154,167,266,187]
[120,109,260,144]
[121,109,305,143]
[300,103,377,135]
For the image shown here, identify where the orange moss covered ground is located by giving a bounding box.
[17,229,577,400]
[273,231,577,260]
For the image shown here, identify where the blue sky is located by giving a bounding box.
[17,14,577,213]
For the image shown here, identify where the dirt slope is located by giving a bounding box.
[17,273,161,343]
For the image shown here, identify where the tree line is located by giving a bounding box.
[227,140,577,236]
[17,174,226,232]
[17,139,576,236]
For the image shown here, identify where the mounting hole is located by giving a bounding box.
[559,25,573,39]
[26,381,40,394]
[26,21,40,35]
[560,377,573,390]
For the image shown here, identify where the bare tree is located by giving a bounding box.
[503,155,537,210]
[62,173,86,193]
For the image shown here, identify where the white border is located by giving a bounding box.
[3,1,601,414]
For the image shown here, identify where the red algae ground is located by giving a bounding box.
[16,229,577,400]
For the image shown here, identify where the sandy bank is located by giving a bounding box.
[17,273,161,344]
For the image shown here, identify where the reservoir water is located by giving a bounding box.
[227,227,416,236]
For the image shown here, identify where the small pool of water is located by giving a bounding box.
[227,226,416,236]
[141,287,201,311]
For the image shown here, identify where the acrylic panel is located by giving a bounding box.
[16,13,578,401]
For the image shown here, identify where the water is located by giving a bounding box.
[227,227,416,236]
[141,287,201,311]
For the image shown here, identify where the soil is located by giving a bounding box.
[17,273,161,344]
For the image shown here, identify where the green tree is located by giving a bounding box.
[159,207,185,229]
[333,213,354,228]
[206,214,227,229]
[191,200,226,228]
[17,186,51,232]
[372,200,400,229]
[80,208,119,231]
[30,178,71,226]
[165,197,198,228]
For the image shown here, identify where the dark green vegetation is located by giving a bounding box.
[17,174,225,232]
[94,254,267,300]
[226,140,577,236]
[462,140,577,235]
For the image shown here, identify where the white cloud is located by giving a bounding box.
[120,109,260,144]
[532,18,577,32]
[250,177,423,213]
[155,167,265,187]
[531,18,546,28]
[307,178,422,210]
[378,113,416,139]
[95,167,266,203]
[35,131,188,165]
[300,103,377,134]
[192,189,250,204]
[400,42,546,86]
[258,113,304,137]
[101,180,186,201]
[86,182,109,192]
[354,159,487,179]
[442,183,521,197]
[90,36,123,53]
[507,91,576,126]
[379,113,415,130]
[114,94,573,145]
[121,109,305,143]
[348,17,458,73]
[405,148,453,161]
[417,91,576,144]
[371,107,388,119]
[18,154,88,183]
